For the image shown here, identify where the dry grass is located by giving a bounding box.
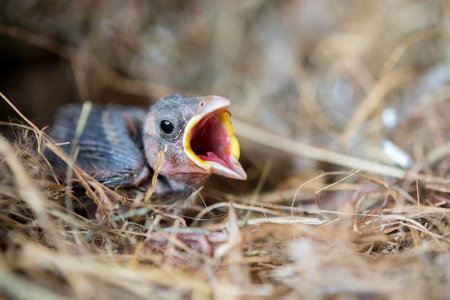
[1,1,450,299]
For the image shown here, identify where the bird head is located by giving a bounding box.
[143,94,247,183]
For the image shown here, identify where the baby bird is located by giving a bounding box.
[49,94,247,196]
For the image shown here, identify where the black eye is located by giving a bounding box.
[160,120,174,134]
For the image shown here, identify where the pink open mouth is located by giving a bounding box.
[190,111,232,169]
[183,96,247,180]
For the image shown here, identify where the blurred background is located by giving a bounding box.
[3,2,450,298]
[1,0,449,192]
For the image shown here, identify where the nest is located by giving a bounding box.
[1,1,450,299]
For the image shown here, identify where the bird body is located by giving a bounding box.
[49,94,246,196]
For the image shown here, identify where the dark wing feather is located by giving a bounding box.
[49,104,150,187]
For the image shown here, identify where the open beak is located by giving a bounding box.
[183,96,247,180]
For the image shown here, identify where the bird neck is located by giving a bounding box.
[169,173,210,189]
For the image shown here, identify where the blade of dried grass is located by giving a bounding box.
[246,216,325,226]
[165,218,181,263]
[427,140,450,166]
[0,266,67,300]
[144,145,167,204]
[218,203,251,289]
[0,135,66,252]
[341,68,414,144]
[194,202,281,222]
[291,62,339,137]
[241,159,272,226]
[14,239,206,299]
[378,28,438,79]
[194,200,391,225]
[93,58,174,99]
[342,29,438,145]
[0,25,175,101]
[144,214,162,243]
[234,119,450,192]
[315,156,388,195]
[64,101,92,211]
[381,214,450,244]
[235,118,406,177]
[0,25,89,100]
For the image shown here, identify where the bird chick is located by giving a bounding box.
[49,94,246,197]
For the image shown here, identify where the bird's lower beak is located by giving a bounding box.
[183,96,247,180]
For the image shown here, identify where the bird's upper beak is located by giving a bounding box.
[183,96,247,180]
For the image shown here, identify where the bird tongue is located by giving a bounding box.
[198,152,228,168]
